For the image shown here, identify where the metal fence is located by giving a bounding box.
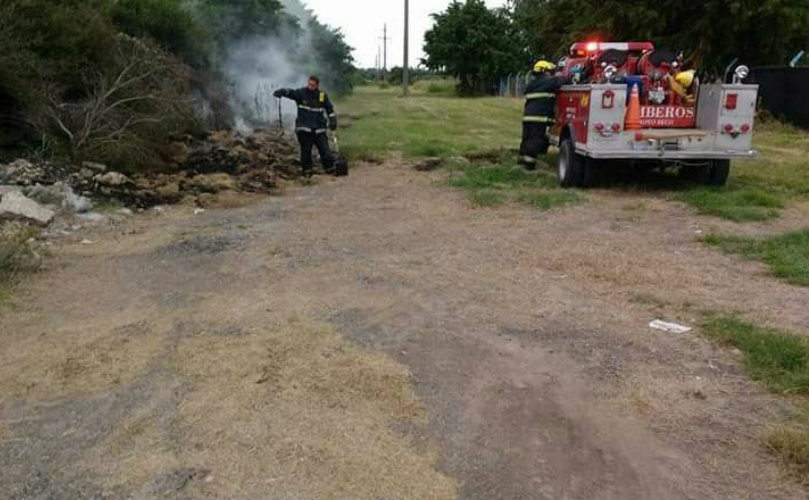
[497,72,532,98]
[751,67,809,129]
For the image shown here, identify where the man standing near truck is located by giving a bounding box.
[274,76,338,178]
[519,60,565,169]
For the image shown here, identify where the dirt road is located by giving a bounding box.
[2,161,808,499]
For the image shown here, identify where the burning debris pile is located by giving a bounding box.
[102,129,302,206]
[0,128,304,222]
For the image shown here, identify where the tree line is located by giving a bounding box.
[424,0,809,94]
[0,0,354,169]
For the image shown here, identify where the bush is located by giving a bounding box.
[0,223,42,284]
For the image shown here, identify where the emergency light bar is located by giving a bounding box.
[570,42,655,54]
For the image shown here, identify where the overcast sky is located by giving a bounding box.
[301,0,507,69]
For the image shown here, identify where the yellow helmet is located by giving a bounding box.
[533,60,556,73]
[674,70,695,88]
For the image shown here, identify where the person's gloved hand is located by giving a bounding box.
[329,118,338,131]
[273,89,283,98]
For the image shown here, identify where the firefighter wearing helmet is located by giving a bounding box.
[519,60,566,168]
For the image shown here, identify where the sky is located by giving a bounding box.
[300,0,507,69]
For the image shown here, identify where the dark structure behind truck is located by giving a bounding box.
[752,67,809,129]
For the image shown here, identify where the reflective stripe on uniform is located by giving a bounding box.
[298,104,325,112]
[520,155,537,164]
[296,127,313,132]
[328,113,336,118]
[523,116,555,123]
[524,92,555,100]
[314,128,327,134]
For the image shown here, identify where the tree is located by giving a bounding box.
[508,0,809,74]
[423,0,525,94]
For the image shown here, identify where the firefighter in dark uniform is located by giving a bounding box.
[519,60,565,169]
[274,75,337,178]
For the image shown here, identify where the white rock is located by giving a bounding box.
[76,212,106,222]
[0,191,55,225]
[63,185,94,213]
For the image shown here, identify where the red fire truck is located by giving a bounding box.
[549,41,758,187]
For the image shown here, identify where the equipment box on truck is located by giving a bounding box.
[549,42,758,187]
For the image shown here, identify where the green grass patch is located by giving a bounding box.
[703,230,809,286]
[338,85,523,160]
[447,162,580,211]
[702,315,809,394]
[678,187,784,221]
[673,120,809,221]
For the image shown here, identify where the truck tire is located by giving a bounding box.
[558,139,584,187]
[707,159,730,186]
[680,160,730,186]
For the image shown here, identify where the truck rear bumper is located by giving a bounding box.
[581,149,758,160]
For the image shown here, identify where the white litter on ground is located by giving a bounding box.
[649,319,693,334]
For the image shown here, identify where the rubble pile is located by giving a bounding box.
[94,129,302,206]
[0,129,303,226]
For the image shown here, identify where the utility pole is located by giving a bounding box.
[403,0,410,96]
[380,24,391,74]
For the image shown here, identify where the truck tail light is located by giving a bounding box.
[723,124,734,134]
[740,124,751,133]
[594,123,605,132]
[611,123,621,132]
[725,93,738,110]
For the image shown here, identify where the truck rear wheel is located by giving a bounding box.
[680,160,730,186]
[558,139,585,187]
[707,160,730,186]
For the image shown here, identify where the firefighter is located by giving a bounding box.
[274,76,338,178]
[519,60,565,169]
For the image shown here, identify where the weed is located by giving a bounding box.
[678,187,783,221]
[702,315,809,394]
[448,162,580,211]
[763,427,809,479]
[703,230,809,286]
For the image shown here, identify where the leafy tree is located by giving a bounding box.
[423,0,525,94]
[508,0,809,74]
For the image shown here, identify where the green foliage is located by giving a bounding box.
[509,0,809,73]
[702,315,809,394]
[423,0,524,94]
[0,0,355,168]
[111,0,208,68]
[703,231,809,286]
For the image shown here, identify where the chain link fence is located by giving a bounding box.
[498,72,532,98]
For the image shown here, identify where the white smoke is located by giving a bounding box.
[223,0,322,133]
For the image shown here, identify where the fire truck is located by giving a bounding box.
[549,41,759,187]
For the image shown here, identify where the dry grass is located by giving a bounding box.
[763,426,809,480]
[0,314,165,399]
[87,317,457,499]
